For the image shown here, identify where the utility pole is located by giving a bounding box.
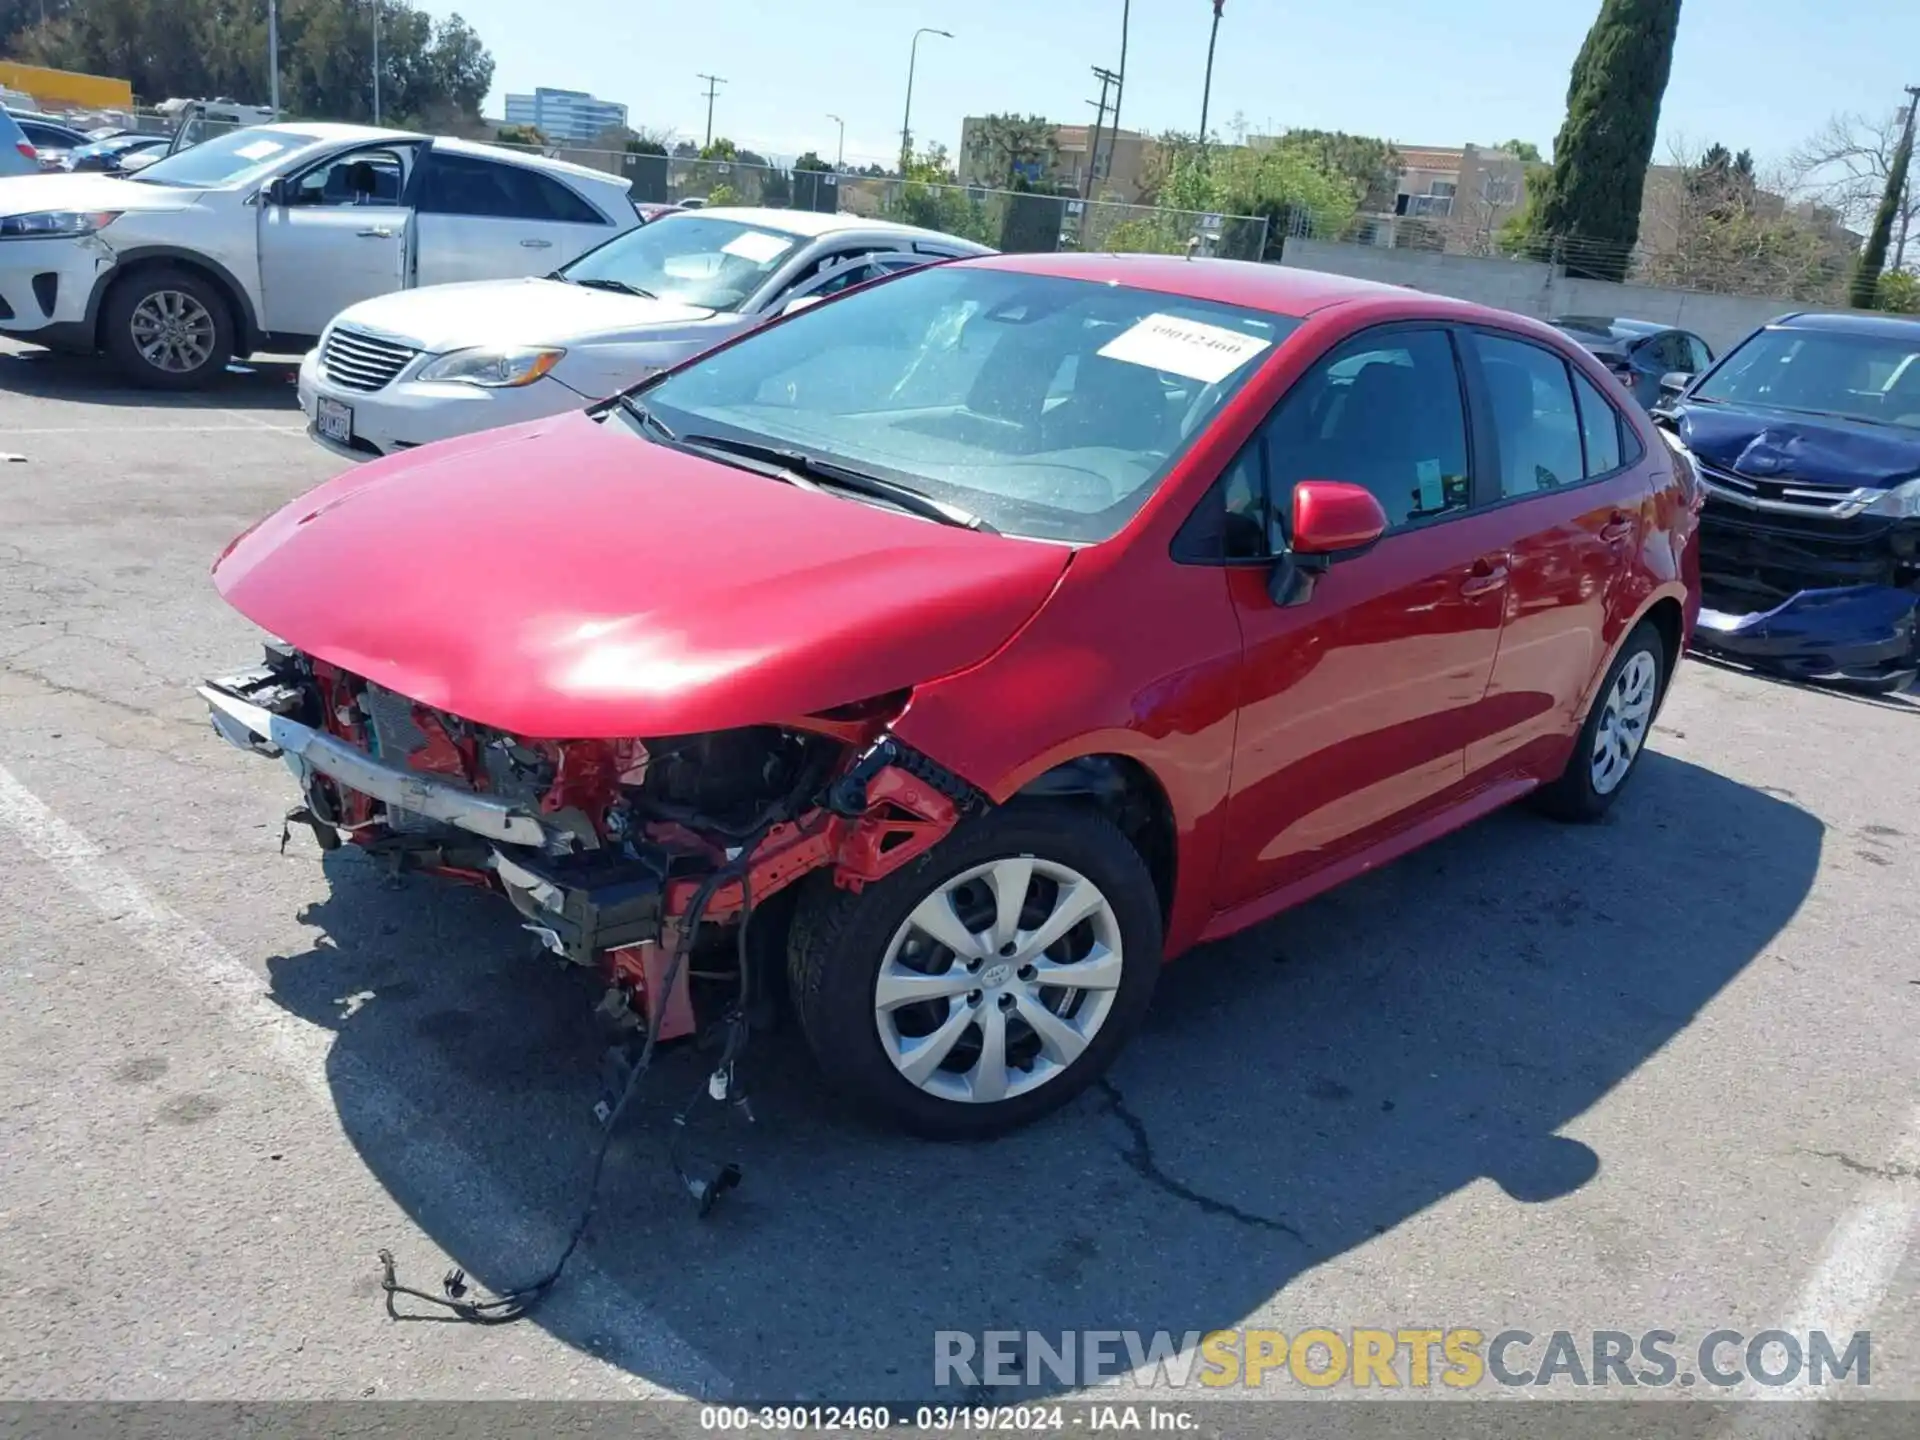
[371,1,382,126]
[900,27,953,174]
[267,0,281,116]
[827,113,845,169]
[1199,1,1224,151]
[1102,0,1130,187]
[1894,85,1920,270]
[1084,66,1119,200]
[697,73,727,150]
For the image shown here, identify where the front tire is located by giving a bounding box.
[1535,621,1665,822]
[787,801,1162,1139]
[101,268,234,390]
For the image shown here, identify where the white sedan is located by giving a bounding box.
[295,207,993,460]
[0,123,640,388]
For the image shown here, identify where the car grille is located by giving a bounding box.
[1695,460,1871,516]
[319,326,418,393]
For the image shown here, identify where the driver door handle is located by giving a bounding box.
[1460,556,1510,597]
[356,226,394,238]
[520,238,553,249]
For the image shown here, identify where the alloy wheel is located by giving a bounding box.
[873,856,1124,1105]
[129,290,217,375]
[1590,650,1658,795]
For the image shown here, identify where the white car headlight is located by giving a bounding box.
[1861,477,1920,520]
[0,210,121,240]
[415,346,566,388]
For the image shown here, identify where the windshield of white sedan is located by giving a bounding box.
[632,267,1297,542]
[1692,328,1920,429]
[132,128,324,188]
[561,214,805,310]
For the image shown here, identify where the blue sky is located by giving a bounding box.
[424,0,1917,175]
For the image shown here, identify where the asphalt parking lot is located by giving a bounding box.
[2,337,1918,1409]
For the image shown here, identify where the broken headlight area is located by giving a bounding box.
[199,643,975,1041]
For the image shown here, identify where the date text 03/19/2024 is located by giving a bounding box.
[698,1406,1199,1432]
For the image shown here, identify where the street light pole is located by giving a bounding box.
[900,26,952,173]
[372,1,382,126]
[828,113,845,169]
[267,0,281,117]
[1102,0,1129,181]
[1199,1,1224,150]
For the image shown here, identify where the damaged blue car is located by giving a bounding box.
[1654,311,1920,695]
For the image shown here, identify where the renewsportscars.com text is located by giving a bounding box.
[933,1328,1872,1390]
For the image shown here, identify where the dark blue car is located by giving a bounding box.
[1658,311,1920,693]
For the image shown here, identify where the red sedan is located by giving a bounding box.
[202,253,1700,1138]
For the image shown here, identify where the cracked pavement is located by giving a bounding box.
[3,339,1920,1404]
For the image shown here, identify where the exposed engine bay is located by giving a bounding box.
[201,641,976,1046]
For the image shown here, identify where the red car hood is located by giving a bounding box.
[213,412,1070,739]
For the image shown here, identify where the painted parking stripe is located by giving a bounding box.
[0,759,730,1400]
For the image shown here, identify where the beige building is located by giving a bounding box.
[1353,144,1531,252]
[957,117,1155,200]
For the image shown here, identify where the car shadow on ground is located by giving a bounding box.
[0,346,302,411]
[261,750,1821,1401]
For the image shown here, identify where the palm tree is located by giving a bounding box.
[1200,1,1224,147]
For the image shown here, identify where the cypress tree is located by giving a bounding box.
[1531,0,1685,282]
[1849,119,1913,309]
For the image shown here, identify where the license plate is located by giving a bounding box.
[315,396,353,444]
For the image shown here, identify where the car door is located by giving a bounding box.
[1209,325,1515,908]
[1461,329,1652,779]
[413,149,618,287]
[256,142,419,337]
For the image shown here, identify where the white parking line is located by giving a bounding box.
[1716,1102,1920,1433]
[0,759,730,1401]
[1,424,305,436]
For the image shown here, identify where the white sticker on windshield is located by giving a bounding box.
[1097,312,1271,384]
[233,139,288,161]
[721,231,795,264]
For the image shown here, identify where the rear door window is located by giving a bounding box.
[1570,369,1624,475]
[1468,332,1585,498]
[420,152,606,223]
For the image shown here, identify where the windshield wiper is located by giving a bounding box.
[610,395,676,441]
[678,433,995,532]
[569,276,658,299]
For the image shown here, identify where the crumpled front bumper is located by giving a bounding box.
[199,671,561,849]
[1690,584,1920,683]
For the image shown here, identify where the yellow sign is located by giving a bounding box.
[0,60,134,111]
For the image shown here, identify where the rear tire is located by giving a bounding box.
[101,267,234,390]
[787,800,1162,1139]
[1535,622,1665,822]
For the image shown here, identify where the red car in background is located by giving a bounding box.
[201,254,1699,1139]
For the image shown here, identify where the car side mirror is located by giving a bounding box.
[1268,480,1389,607]
[781,294,825,318]
[1658,371,1692,401]
[260,176,289,207]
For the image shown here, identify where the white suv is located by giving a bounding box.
[0,122,639,388]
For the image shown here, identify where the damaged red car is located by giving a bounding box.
[202,253,1699,1138]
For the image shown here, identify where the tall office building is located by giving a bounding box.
[503,87,629,143]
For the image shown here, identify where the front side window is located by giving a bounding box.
[1471,332,1585,498]
[1691,326,1920,429]
[631,265,1298,542]
[562,214,809,311]
[287,147,408,207]
[1263,329,1473,529]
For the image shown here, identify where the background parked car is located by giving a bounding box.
[62,132,169,174]
[296,207,991,459]
[1550,316,1713,410]
[0,108,38,177]
[5,111,92,171]
[0,122,641,389]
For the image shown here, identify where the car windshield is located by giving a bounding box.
[130,128,324,188]
[629,265,1298,542]
[561,214,809,310]
[1691,326,1920,429]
